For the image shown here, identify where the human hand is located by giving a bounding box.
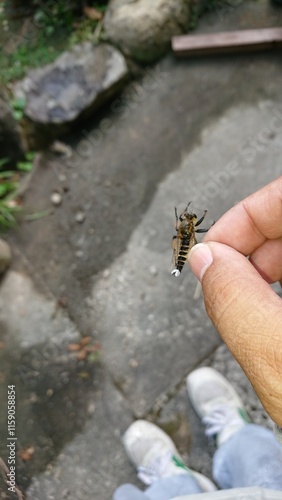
[188,177,282,427]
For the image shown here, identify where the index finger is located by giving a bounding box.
[205,176,282,255]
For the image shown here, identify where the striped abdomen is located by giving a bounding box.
[175,237,191,273]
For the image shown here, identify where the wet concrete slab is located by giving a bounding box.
[26,374,135,500]
[0,272,135,497]
[87,98,282,417]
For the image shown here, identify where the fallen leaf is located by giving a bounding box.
[68,343,81,352]
[79,336,91,347]
[77,371,90,379]
[57,296,68,308]
[76,350,88,361]
[83,6,103,21]
[18,446,35,462]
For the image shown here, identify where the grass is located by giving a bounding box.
[0,31,68,85]
[0,2,109,85]
[0,154,35,231]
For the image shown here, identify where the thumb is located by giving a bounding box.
[188,242,282,427]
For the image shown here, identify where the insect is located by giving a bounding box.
[171,202,210,277]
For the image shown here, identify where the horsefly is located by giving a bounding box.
[171,202,210,277]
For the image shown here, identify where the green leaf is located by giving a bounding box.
[24,209,52,221]
[0,158,9,168]
[17,161,33,172]
[12,110,23,121]
[87,351,100,363]
[0,171,14,179]
[10,97,26,111]
[92,2,108,13]
[46,25,55,36]
[0,204,17,228]
[25,152,35,161]
[0,182,18,197]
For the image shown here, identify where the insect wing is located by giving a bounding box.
[171,234,180,270]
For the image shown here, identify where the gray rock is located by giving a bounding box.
[0,96,26,165]
[0,238,11,274]
[104,0,191,63]
[13,43,129,144]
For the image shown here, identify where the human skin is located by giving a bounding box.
[188,176,282,428]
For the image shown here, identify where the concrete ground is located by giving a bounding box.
[0,1,282,498]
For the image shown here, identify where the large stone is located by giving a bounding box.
[104,0,191,63]
[13,43,129,146]
[0,96,26,165]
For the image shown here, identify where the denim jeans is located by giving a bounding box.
[113,425,282,500]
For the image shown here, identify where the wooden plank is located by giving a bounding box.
[172,27,282,57]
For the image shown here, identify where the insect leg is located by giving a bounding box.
[195,228,208,233]
[174,207,179,231]
[179,201,192,221]
[195,210,207,227]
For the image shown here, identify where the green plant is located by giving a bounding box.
[16,151,35,172]
[10,97,26,121]
[0,201,20,229]
[24,209,52,222]
[68,19,97,45]
[0,28,66,84]
[0,1,110,85]
[33,2,74,37]
[0,173,18,196]
[0,158,9,169]
[92,1,108,13]
[0,152,35,230]
[0,167,20,229]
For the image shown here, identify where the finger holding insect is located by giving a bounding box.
[204,177,282,255]
[249,238,282,284]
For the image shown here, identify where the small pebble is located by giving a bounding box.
[75,211,85,223]
[102,269,110,279]
[51,192,62,206]
[29,393,38,403]
[149,265,158,276]
[87,402,96,415]
[129,358,139,368]
[46,388,54,397]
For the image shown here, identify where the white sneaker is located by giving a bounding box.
[123,419,217,492]
[187,367,251,447]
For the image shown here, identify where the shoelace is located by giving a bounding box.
[137,449,185,485]
[203,404,244,438]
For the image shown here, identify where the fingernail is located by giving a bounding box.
[188,243,213,282]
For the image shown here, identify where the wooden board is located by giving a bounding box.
[172,27,282,57]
